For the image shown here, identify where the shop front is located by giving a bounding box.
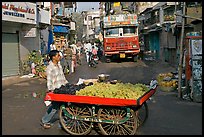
[2,2,37,77]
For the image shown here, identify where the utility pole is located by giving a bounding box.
[177,2,186,98]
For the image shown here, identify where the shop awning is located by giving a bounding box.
[53,25,69,33]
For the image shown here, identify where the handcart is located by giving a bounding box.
[44,80,158,135]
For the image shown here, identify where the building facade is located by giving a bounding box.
[82,10,100,42]
[138,2,202,67]
[2,2,77,77]
[2,2,50,77]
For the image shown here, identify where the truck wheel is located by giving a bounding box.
[106,57,111,63]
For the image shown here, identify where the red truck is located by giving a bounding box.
[103,13,140,62]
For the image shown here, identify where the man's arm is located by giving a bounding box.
[46,67,54,91]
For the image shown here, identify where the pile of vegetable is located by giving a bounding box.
[76,82,149,100]
[157,72,178,92]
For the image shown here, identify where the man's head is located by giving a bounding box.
[49,50,61,62]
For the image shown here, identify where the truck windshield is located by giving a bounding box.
[123,26,137,36]
[105,28,119,37]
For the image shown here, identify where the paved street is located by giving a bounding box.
[2,56,202,135]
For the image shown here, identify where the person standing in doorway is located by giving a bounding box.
[41,50,68,129]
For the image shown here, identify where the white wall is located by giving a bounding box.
[43,2,50,8]
[20,25,40,61]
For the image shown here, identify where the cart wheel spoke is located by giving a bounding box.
[59,103,93,135]
[97,107,137,135]
[106,124,115,134]
[118,124,129,135]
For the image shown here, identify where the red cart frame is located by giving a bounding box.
[44,86,157,107]
[44,85,158,135]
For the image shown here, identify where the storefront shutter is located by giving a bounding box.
[2,33,20,77]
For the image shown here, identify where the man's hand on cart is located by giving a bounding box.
[46,90,53,93]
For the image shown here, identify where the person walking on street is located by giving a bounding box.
[84,41,92,64]
[97,41,103,60]
[41,50,68,129]
[59,45,65,73]
[70,42,77,73]
[63,44,73,74]
[76,42,82,65]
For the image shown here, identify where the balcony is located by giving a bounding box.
[163,6,176,24]
[151,15,160,24]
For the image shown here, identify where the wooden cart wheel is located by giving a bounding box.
[59,103,93,135]
[97,107,137,135]
[136,102,148,128]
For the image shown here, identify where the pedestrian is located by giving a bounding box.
[91,45,98,65]
[63,44,73,74]
[92,45,98,56]
[50,41,56,51]
[70,42,77,73]
[139,39,145,60]
[96,41,103,60]
[84,41,92,63]
[76,42,82,65]
[59,43,66,73]
[41,50,68,129]
[31,62,36,75]
[80,42,85,54]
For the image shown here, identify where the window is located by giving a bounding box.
[105,28,119,37]
[88,16,92,21]
[123,26,137,36]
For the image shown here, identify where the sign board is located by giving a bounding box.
[191,39,202,55]
[2,2,36,24]
[104,14,138,28]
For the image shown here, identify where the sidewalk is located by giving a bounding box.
[2,75,39,87]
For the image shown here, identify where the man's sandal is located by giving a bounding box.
[42,123,51,129]
[40,121,51,129]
